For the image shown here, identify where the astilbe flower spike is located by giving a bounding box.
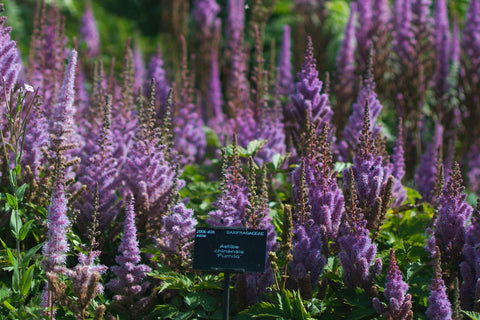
[207,140,249,227]
[107,197,151,307]
[49,49,81,160]
[460,202,480,310]
[277,25,294,96]
[428,162,473,285]
[133,40,146,93]
[342,104,394,235]
[389,118,407,207]
[75,95,122,238]
[414,124,443,203]
[338,170,382,293]
[206,47,226,134]
[333,1,356,132]
[80,1,100,58]
[145,45,170,119]
[373,249,413,319]
[289,36,332,154]
[0,3,20,107]
[192,0,220,34]
[156,197,198,272]
[42,177,70,274]
[426,249,453,320]
[339,66,383,161]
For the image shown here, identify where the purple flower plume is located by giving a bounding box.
[133,41,146,93]
[426,268,452,320]
[373,249,413,319]
[42,180,70,274]
[339,69,383,161]
[192,0,220,34]
[433,0,450,96]
[0,6,20,106]
[107,197,151,302]
[289,37,332,151]
[80,2,100,58]
[414,124,443,202]
[156,201,197,271]
[64,250,108,298]
[430,163,473,275]
[277,25,294,96]
[145,45,170,119]
[338,215,382,291]
[460,208,480,310]
[49,49,83,169]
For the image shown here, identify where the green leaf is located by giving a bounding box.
[3,300,16,312]
[462,311,480,320]
[16,183,28,202]
[333,162,351,173]
[154,305,178,318]
[1,238,16,266]
[246,139,267,155]
[12,266,20,293]
[6,193,18,210]
[10,210,22,239]
[9,169,16,187]
[21,242,43,268]
[20,264,35,296]
[0,287,11,303]
[18,219,34,241]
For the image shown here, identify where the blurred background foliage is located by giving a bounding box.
[1,0,470,81]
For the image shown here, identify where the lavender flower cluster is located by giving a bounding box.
[0,0,479,317]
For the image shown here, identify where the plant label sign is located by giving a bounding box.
[192,227,267,273]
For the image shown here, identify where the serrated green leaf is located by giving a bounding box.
[20,264,34,296]
[154,304,178,318]
[184,292,201,308]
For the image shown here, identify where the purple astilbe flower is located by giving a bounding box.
[277,25,294,96]
[433,0,450,97]
[192,0,220,34]
[414,124,443,202]
[289,37,332,153]
[156,201,197,271]
[431,163,473,280]
[450,19,460,67]
[133,40,146,93]
[373,249,413,319]
[333,2,356,132]
[393,0,415,64]
[28,4,69,116]
[207,144,250,227]
[225,0,244,51]
[75,97,122,236]
[174,37,206,166]
[80,1,100,58]
[339,68,383,162]
[42,180,70,274]
[253,111,286,166]
[292,124,344,243]
[460,0,480,147]
[467,143,480,194]
[355,0,373,69]
[389,119,407,207]
[121,134,177,237]
[64,250,108,298]
[426,267,452,320]
[460,206,480,310]
[342,105,393,234]
[49,49,83,178]
[21,96,49,178]
[206,48,226,134]
[145,45,170,119]
[0,5,20,106]
[337,184,382,292]
[107,197,151,305]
